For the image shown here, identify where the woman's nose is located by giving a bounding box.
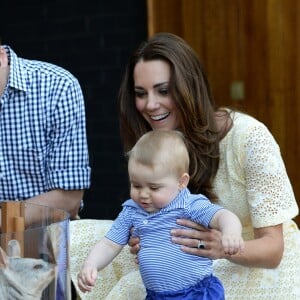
[146,94,159,110]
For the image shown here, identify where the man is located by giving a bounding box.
[0,44,91,221]
[0,43,91,299]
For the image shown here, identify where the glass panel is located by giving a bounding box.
[0,202,70,300]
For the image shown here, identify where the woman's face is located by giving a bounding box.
[133,60,180,131]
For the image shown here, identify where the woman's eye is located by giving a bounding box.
[135,90,146,98]
[159,88,169,96]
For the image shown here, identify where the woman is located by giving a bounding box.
[71,33,299,299]
[111,32,300,299]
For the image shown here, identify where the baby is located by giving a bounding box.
[78,130,244,299]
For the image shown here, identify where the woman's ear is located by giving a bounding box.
[179,173,190,189]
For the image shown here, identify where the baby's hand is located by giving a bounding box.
[221,234,244,255]
[77,265,98,293]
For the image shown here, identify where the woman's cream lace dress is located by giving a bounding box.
[70,112,300,299]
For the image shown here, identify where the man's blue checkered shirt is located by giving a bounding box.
[0,46,91,200]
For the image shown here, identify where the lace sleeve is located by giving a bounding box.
[243,123,298,227]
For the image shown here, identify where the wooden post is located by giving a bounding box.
[1,202,25,256]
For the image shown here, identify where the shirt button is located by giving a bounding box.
[143,219,148,225]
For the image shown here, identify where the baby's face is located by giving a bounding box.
[128,160,180,213]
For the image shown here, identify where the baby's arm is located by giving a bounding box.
[209,209,244,255]
[77,237,123,292]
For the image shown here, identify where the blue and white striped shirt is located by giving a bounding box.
[0,46,91,200]
[106,188,223,293]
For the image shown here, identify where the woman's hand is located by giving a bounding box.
[171,219,226,260]
[128,236,140,255]
[128,231,140,264]
[171,219,284,268]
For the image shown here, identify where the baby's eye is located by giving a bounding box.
[150,186,160,191]
[132,184,141,189]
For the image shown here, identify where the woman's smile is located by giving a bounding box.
[150,112,170,121]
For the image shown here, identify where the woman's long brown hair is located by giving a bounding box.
[118,32,223,201]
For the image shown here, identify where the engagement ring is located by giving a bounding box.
[197,240,205,249]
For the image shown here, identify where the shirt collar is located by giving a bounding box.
[3,45,11,65]
[161,187,190,212]
[4,45,28,92]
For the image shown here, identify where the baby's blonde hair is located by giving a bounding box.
[127,130,189,176]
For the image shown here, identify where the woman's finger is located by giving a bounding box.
[128,236,139,247]
[171,227,210,240]
[176,218,210,231]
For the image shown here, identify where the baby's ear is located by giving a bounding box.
[179,173,190,189]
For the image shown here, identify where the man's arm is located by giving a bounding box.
[26,189,84,223]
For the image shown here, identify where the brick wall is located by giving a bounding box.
[1,0,147,219]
